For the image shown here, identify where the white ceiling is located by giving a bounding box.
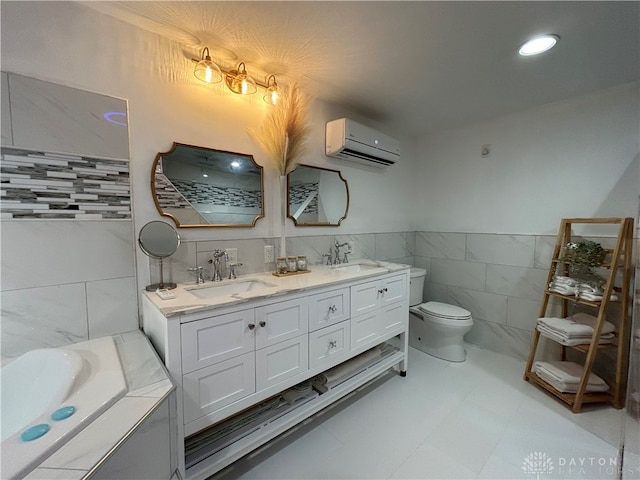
[83,1,639,137]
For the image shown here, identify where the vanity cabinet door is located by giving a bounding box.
[380,274,407,306]
[182,352,256,424]
[309,321,351,370]
[308,288,350,332]
[255,336,309,391]
[181,309,255,374]
[255,298,309,349]
[350,280,380,317]
[380,301,406,336]
[350,310,381,350]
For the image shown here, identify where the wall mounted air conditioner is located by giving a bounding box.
[325,118,400,168]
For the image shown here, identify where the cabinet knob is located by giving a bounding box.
[328,305,337,313]
[248,323,255,330]
[259,321,266,328]
[329,340,337,348]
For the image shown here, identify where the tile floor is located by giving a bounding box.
[212,345,631,480]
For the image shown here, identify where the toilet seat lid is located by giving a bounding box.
[418,301,472,320]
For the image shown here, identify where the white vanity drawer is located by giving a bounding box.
[182,351,256,425]
[255,298,309,349]
[308,288,350,332]
[181,309,255,374]
[256,335,309,391]
[309,321,350,370]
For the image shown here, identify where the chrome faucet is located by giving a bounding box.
[209,249,229,282]
[188,266,205,284]
[333,241,349,264]
[228,262,243,280]
[322,248,333,266]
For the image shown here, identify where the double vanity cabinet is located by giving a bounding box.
[142,261,410,480]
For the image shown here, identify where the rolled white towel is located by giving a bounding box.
[553,276,576,286]
[579,292,618,302]
[549,283,577,296]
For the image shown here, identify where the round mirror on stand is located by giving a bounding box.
[138,221,180,291]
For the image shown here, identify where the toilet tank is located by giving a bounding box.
[409,267,427,306]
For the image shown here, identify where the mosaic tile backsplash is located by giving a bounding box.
[0,147,130,219]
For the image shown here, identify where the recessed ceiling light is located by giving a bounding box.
[518,35,559,56]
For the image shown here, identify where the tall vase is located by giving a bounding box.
[279,175,287,258]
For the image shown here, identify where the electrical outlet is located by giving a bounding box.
[264,245,274,263]
[226,248,238,265]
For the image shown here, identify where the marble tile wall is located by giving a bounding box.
[1,221,138,359]
[0,72,137,360]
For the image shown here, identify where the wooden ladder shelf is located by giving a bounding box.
[524,217,634,413]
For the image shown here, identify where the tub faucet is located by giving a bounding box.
[209,249,229,282]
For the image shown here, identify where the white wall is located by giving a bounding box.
[0,1,415,292]
[413,82,639,235]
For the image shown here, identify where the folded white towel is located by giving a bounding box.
[553,276,576,286]
[536,324,614,346]
[576,283,602,295]
[549,283,577,296]
[534,361,609,393]
[579,292,618,302]
[537,313,616,337]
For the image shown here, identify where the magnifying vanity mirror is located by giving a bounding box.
[287,164,349,226]
[138,221,180,291]
[151,142,264,228]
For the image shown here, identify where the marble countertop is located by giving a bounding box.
[144,260,410,318]
[25,330,174,480]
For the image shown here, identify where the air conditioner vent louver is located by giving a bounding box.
[325,118,400,168]
[340,149,396,166]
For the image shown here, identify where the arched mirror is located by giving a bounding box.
[151,142,264,228]
[138,221,180,291]
[287,164,349,226]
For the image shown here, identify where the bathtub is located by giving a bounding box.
[1,336,127,479]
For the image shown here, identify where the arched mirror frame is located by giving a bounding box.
[150,142,265,228]
[286,163,350,227]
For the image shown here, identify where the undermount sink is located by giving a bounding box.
[331,262,381,273]
[187,279,277,299]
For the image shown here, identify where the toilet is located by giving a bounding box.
[408,267,473,362]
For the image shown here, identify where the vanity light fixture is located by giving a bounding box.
[191,48,280,104]
[263,75,280,105]
[226,62,258,95]
[518,34,559,56]
[193,47,223,84]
